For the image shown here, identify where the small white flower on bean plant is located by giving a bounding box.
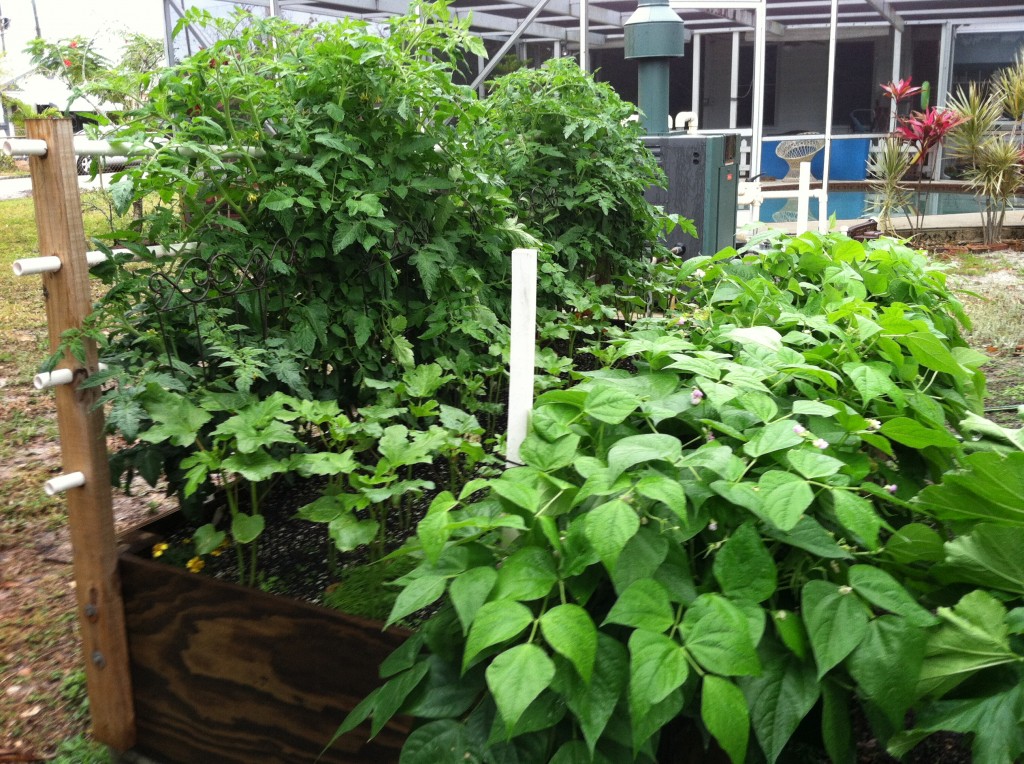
[884,483,898,494]
[793,423,807,436]
[690,388,704,405]
[866,419,882,431]
[708,520,718,532]
[692,268,706,280]
[676,315,687,326]
[813,438,829,449]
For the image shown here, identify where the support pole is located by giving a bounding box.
[750,0,767,179]
[889,28,902,132]
[579,0,589,71]
[26,118,135,751]
[691,33,702,117]
[729,31,740,129]
[819,0,838,234]
[796,160,811,235]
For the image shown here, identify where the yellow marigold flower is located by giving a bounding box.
[152,542,169,558]
[186,557,205,574]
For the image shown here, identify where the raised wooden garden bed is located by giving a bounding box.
[117,542,409,763]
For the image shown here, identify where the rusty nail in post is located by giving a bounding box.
[84,603,98,620]
[92,651,106,668]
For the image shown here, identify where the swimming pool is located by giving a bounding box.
[757,189,1023,223]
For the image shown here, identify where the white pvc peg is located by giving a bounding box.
[12,256,62,276]
[44,472,85,496]
[34,368,75,390]
[2,138,48,157]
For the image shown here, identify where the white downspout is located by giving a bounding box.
[750,0,766,180]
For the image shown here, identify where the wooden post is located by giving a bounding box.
[27,118,136,750]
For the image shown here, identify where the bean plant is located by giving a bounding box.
[338,232,1024,763]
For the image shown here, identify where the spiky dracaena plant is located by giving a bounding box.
[948,56,1024,244]
[868,137,914,234]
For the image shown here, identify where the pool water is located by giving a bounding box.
[758,190,1022,223]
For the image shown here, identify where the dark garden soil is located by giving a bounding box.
[2,244,1023,761]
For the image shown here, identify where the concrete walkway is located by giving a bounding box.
[0,172,120,201]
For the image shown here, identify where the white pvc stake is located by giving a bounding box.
[44,471,86,496]
[12,256,62,276]
[796,161,811,235]
[34,368,75,390]
[506,248,538,467]
[2,138,48,157]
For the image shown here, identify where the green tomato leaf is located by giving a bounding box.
[140,392,212,446]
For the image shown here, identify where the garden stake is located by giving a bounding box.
[505,247,538,467]
[26,117,136,751]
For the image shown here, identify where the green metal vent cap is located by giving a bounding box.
[624,0,687,59]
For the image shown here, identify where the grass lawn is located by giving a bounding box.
[0,191,141,759]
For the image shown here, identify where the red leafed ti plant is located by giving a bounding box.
[869,77,964,236]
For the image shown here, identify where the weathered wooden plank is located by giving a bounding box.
[27,118,135,750]
[120,554,411,763]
